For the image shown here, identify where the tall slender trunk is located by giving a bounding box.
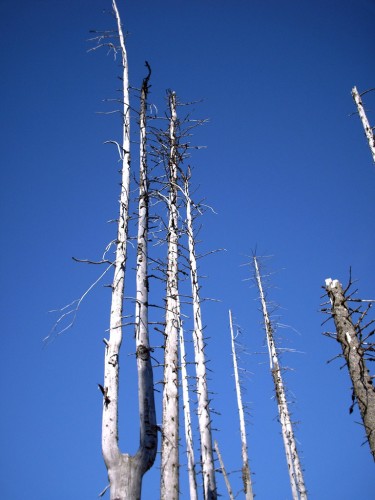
[254,257,307,500]
[325,278,375,460]
[351,86,375,164]
[228,310,254,500]
[213,440,235,500]
[161,91,180,500]
[101,4,157,497]
[101,1,132,497]
[183,173,217,500]
[179,322,199,500]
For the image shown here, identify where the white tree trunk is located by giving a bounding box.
[184,174,217,500]
[101,1,132,497]
[101,5,157,499]
[253,257,307,500]
[228,310,254,500]
[179,322,199,500]
[351,86,375,164]
[213,440,234,500]
[161,91,180,500]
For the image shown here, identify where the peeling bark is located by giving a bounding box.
[325,278,375,460]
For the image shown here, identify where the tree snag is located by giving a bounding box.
[253,257,307,500]
[229,310,254,500]
[351,86,375,165]
[160,91,181,500]
[325,278,375,461]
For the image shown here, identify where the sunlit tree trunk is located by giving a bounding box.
[351,86,375,164]
[179,322,199,500]
[183,173,217,500]
[325,278,375,460]
[213,440,234,500]
[229,310,254,500]
[254,257,307,500]
[161,90,180,500]
[101,4,157,498]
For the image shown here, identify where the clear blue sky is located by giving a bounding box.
[1,1,374,498]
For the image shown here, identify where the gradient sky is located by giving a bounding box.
[1,1,375,499]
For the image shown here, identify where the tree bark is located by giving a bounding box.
[254,257,307,500]
[101,5,157,499]
[160,91,180,500]
[229,310,254,500]
[179,322,199,500]
[351,86,375,164]
[325,278,375,460]
[184,173,217,500]
[213,440,234,500]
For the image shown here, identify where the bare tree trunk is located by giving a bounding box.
[213,440,235,500]
[179,322,199,500]
[228,310,254,500]
[101,1,132,498]
[254,257,307,500]
[161,90,180,500]
[351,86,375,164]
[325,278,375,460]
[101,5,157,498]
[183,172,217,500]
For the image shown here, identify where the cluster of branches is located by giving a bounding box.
[322,272,375,460]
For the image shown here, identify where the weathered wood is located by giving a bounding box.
[325,278,375,461]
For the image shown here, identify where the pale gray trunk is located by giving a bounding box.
[228,310,254,500]
[179,322,199,500]
[254,257,307,500]
[325,279,375,460]
[351,86,375,164]
[213,440,234,500]
[101,5,157,498]
[183,174,217,500]
[161,91,180,500]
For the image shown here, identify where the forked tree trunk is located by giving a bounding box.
[325,278,375,460]
[101,4,157,498]
[228,310,254,500]
[183,173,217,500]
[161,91,180,500]
[253,257,307,500]
[351,86,375,164]
[101,1,132,497]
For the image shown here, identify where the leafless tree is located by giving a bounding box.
[100,3,157,498]
[229,310,254,500]
[351,86,375,164]
[160,90,181,500]
[324,277,375,460]
[182,169,217,500]
[253,256,307,500]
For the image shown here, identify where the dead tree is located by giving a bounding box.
[160,90,181,500]
[228,310,254,500]
[214,440,235,500]
[179,321,199,500]
[253,257,307,500]
[351,86,375,164]
[182,170,217,500]
[100,3,157,498]
[324,277,375,460]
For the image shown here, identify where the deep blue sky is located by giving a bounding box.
[1,1,374,499]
